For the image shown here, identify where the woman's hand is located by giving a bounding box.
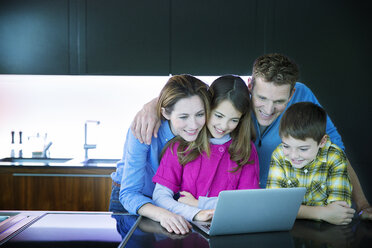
[157,209,192,235]
[178,191,198,207]
[138,203,192,235]
[193,209,215,222]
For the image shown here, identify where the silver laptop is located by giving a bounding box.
[192,187,306,236]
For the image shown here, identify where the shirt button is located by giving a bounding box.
[288,180,291,185]
[218,147,224,152]
[304,169,308,174]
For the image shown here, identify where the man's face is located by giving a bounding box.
[250,77,292,127]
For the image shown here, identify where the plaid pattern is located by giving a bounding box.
[267,136,352,206]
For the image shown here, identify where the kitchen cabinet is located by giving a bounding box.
[0,0,170,75]
[0,166,115,211]
[170,0,262,75]
[85,0,169,75]
[0,0,70,74]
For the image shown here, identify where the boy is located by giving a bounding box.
[267,102,355,225]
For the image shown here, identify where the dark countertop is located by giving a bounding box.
[1,211,371,247]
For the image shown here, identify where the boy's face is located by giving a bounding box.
[281,135,326,169]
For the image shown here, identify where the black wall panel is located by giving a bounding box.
[171,0,261,75]
[85,0,169,75]
[0,0,70,74]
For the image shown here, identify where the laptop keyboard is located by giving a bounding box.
[202,223,211,230]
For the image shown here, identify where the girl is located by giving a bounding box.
[152,75,259,222]
[109,74,211,234]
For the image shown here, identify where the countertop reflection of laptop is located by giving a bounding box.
[192,187,306,236]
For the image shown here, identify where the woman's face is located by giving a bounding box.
[162,95,206,142]
[207,100,242,138]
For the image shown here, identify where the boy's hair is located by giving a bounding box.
[279,102,326,144]
[252,53,299,91]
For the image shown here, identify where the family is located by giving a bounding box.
[110,53,371,234]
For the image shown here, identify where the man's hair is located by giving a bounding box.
[252,53,299,91]
[279,102,327,144]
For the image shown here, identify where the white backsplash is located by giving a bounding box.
[0,74,220,161]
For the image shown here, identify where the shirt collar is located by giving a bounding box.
[210,134,231,145]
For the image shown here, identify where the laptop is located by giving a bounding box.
[191,187,306,236]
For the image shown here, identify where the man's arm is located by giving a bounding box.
[130,97,160,145]
[347,159,372,220]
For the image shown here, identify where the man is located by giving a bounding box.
[130,53,371,220]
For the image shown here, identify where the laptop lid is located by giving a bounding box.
[193,187,306,236]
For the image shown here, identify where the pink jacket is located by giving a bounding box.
[152,140,260,198]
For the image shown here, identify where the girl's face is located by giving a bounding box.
[162,95,206,142]
[207,100,242,138]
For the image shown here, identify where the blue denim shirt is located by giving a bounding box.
[254,82,345,188]
[111,120,174,215]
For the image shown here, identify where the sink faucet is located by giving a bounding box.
[84,120,100,160]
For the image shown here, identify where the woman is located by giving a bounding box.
[109,74,211,234]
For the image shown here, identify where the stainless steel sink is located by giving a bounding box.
[82,158,120,166]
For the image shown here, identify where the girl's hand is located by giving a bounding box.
[178,191,198,207]
[193,209,215,222]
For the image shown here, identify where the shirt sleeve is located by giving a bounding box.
[266,146,287,189]
[198,197,218,209]
[152,143,183,193]
[119,129,153,215]
[153,184,201,222]
[325,148,353,206]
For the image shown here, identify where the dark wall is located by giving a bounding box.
[0,0,371,199]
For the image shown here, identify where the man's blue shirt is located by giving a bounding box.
[111,120,174,214]
[254,82,345,188]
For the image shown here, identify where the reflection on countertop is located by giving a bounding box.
[0,157,120,167]
[120,216,372,248]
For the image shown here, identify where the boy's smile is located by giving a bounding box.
[281,135,326,169]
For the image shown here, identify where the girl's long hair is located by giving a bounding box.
[209,75,256,171]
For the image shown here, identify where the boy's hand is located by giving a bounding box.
[193,209,215,222]
[322,201,355,225]
[178,191,198,207]
[130,98,160,145]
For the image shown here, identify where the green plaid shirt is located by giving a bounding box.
[267,136,352,206]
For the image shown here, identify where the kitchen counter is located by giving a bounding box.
[0,157,119,167]
[1,210,371,247]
